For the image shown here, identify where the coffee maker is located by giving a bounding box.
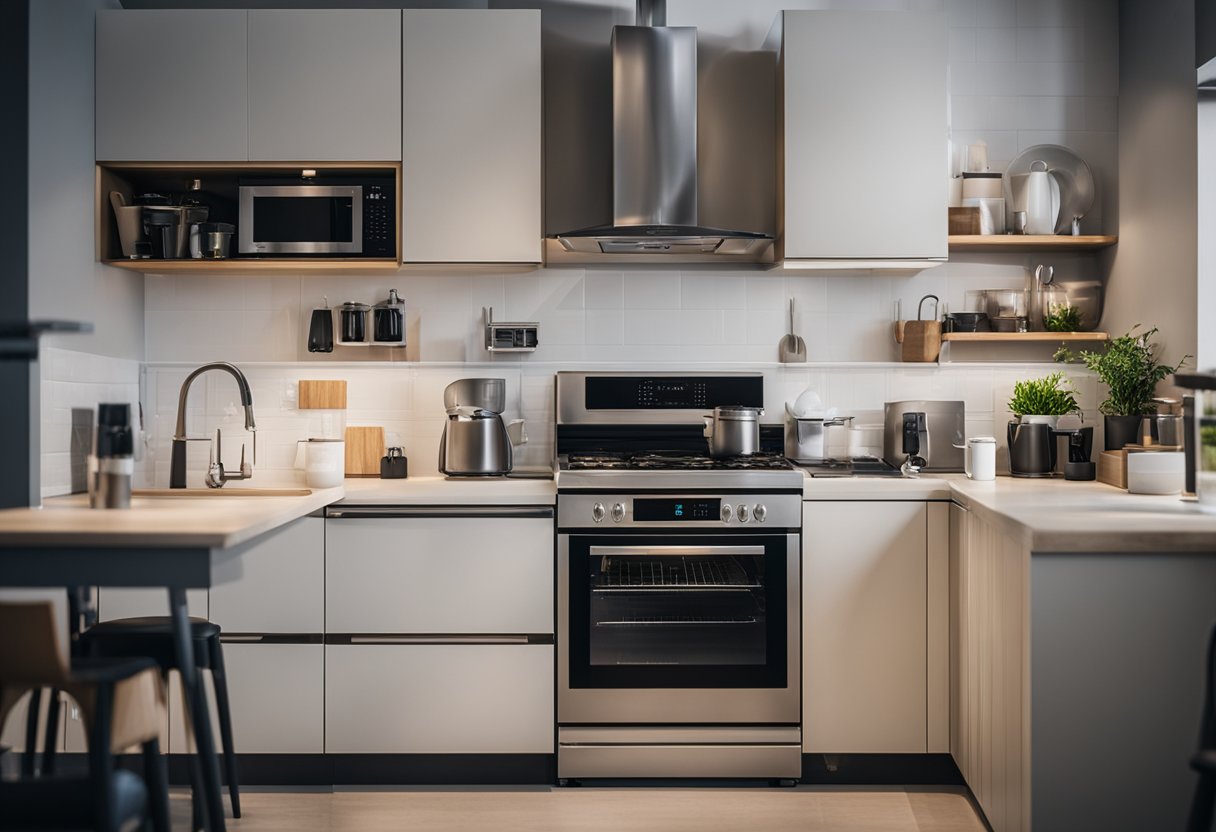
[1007,422,1095,479]
[438,378,525,477]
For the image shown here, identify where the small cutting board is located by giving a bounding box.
[299,380,348,410]
[344,426,384,478]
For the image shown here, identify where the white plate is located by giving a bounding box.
[1003,144,1095,234]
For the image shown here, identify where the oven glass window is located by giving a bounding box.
[254,197,354,243]
[568,535,788,688]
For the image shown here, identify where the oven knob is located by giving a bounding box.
[737,504,750,523]
[611,502,626,523]
[754,504,767,523]
[591,502,606,523]
[720,504,733,523]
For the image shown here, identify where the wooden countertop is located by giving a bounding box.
[0,487,343,549]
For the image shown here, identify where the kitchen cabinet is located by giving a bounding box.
[324,508,554,754]
[771,10,947,267]
[215,643,324,754]
[802,500,949,753]
[209,516,324,634]
[96,10,249,161]
[326,513,554,635]
[325,643,553,753]
[247,10,402,161]
[401,10,543,264]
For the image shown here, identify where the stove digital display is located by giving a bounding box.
[633,498,720,522]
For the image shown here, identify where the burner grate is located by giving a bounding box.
[566,451,793,472]
[594,557,760,591]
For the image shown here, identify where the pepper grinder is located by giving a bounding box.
[93,403,134,509]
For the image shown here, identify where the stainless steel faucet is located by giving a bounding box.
[169,362,257,489]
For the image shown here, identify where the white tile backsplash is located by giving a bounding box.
[39,347,141,499]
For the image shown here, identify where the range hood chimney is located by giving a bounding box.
[553,0,771,257]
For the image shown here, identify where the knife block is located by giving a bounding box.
[897,320,942,362]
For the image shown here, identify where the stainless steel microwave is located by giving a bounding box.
[237,176,395,257]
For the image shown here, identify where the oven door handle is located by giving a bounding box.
[588,545,765,557]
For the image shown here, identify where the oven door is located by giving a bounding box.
[238,185,362,254]
[558,532,799,724]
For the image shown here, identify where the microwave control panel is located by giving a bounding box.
[362,182,395,257]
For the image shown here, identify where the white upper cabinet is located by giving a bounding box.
[247,10,402,161]
[773,10,947,266]
[96,10,249,161]
[401,9,543,263]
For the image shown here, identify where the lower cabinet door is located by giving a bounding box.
[168,642,324,754]
[325,643,554,754]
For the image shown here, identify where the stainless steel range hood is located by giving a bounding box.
[553,1,771,258]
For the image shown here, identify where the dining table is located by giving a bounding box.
[0,487,341,832]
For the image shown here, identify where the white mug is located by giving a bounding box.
[965,436,997,481]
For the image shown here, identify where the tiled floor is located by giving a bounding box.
[183,785,988,832]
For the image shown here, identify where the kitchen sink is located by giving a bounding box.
[132,488,313,497]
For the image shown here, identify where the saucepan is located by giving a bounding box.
[703,406,764,458]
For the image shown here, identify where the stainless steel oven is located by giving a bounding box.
[557,491,802,780]
[237,175,394,257]
[553,371,804,780]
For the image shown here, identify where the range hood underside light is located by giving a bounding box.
[556,225,771,256]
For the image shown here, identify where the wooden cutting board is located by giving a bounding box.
[299,380,348,410]
[344,426,384,478]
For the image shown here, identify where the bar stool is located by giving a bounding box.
[1187,623,1216,832]
[0,602,170,832]
[77,616,242,819]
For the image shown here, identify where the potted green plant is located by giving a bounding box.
[1057,325,1189,450]
[1007,371,1081,428]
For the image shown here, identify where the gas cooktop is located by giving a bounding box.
[565,451,794,472]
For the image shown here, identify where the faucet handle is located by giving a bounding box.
[238,443,252,478]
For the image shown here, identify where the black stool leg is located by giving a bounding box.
[143,737,171,832]
[89,682,115,832]
[22,687,42,777]
[208,636,241,818]
[1187,772,1216,832]
[190,752,205,832]
[41,688,61,775]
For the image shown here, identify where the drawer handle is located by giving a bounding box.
[347,635,531,645]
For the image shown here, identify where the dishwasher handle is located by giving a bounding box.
[327,505,553,519]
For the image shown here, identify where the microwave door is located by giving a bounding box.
[239,185,362,254]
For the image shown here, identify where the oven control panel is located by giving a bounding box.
[558,493,801,530]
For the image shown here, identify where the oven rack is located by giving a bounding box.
[593,556,760,591]
[596,614,759,626]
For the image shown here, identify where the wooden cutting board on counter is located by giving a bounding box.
[345,426,384,477]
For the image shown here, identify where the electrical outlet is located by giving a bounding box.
[283,379,298,408]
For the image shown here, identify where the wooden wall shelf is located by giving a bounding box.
[948,235,1117,253]
[941,331,1109,343]
[104,258,401,273]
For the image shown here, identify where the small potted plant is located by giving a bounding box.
[1058,325,1189,450]
[1007,371,1081,428]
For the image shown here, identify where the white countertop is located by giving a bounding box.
[1,471,1211,555]
[0,487,344,549]
[337,475,556,505]
[800,472,1216,553]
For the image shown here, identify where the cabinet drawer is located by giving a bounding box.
[209,517,324,634]
[326,517,553,634]
[324,643,553,753]
[221,643,324,754]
